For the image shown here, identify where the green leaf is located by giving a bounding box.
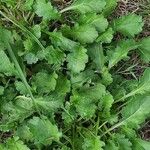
[24,53,38,64]
[0,26,13,50]
[105,140,119,150]
[33,71,58,94]
[101,67,113,86]
[15,81,29,95]
[49,32,78,51]
[96,28,114,43]
[78,13,108,33]
[71,83,106,118]
[28,116,62,145]
[35,94,64,114]
[55,75,71,94]
[118,68,150,101]
[0,86,4,95]
[88,43,105,70]
[103,0,118,16]
[108,40,139,68]
[1,137,30,150]
[67,46,88,74]
[16,125,33,141]
[138,37,150,63]
[113,14,144,37]
[113,134,132,150]
[71,69,95,88]
[82,135,105,150]
[120,95,150,128]
[23,0,34,10]
[133,139,150,150]
[64,24,98,44]
[37,46,65,65]
[34,0,60,20]
[62,102,77,125]
[61,0,106,14]
[0,50,16,76]
[32,24,41,39]
[1,97,34,124]
[100,92,114,119]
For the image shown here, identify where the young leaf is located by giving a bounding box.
[78,13,108,33]
[100,92,114,119]
[67,46,88,74]
[71,83,106,118]
[28,116,62,145]
[113,134,132,150]
[16,125,33,141]
[113,14,144,37]
[24,53,38,65]
[0,137,30,150]
[88,43,105,70]
[117,68,150,102]
[103,0,118,16]
[105,140,119,150]
[1,98,34,126]
[96,28,114,43]
[32,25,41,39]
[34,0,60,20]
[23,0,34,10]
[65,24,98,44]
[0,26,13,50]
[35,94,65,114]
[15,81,29,95]
[138,37,150,62]
[133,139,150,150]
[49,32,78,51]
[0,50,16,76]
[82,135,105,150]
[33,71,58,94]
[120,95,150,128]
[55,75,70,94]
[61,0,106,14]
[108,40,139,68]
[101,67,113,86]
[37,46,65,65]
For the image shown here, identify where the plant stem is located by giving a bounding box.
[6,43,40,115]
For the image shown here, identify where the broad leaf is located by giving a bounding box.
[96,28,114,43]
[37,46,65,65]
[0,137,30,150]
[61,0,106,14]
[78,13,108,33]
[113,14,144,37]
[138,37,150,62]
[71,83,106,118]
[103,0,118,16]
[0,26,13,50]
[28,116,62,145]
[67,46,88,74]
[32,71,58,94]
[34,0,59,20]
[49,32,78,51]
[82,135,105,150]
[88,43,105,70]
[65,24,98,44]
[0,50,16,75]
[119,96,150,128]
[108,40,139,68]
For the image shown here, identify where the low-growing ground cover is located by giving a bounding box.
[0,0,150,149]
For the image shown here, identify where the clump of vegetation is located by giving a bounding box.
[0,0,150,149]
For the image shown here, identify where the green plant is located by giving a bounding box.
[0,0,150,149]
